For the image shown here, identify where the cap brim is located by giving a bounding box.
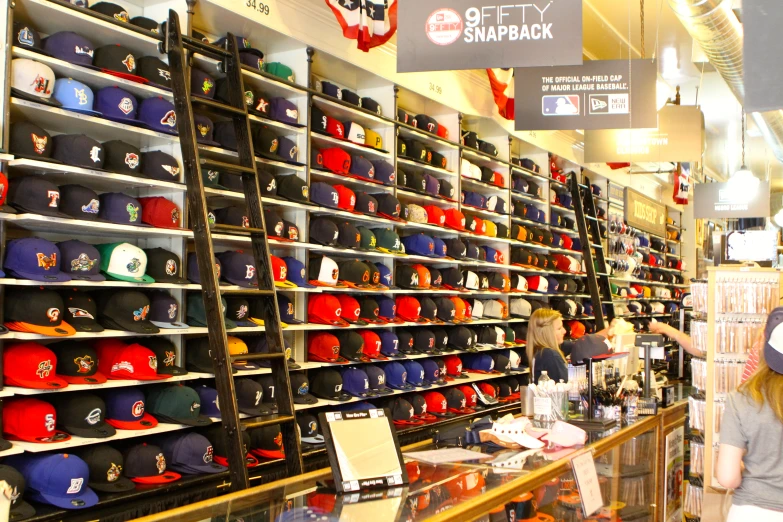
[100,316,160,334]
[156,365,188,376]
[70,321,105,333]
[61,422,116,438]
[152,413,212,426]
[239,403,273,416]
[301,435,325,444]
[11,89,62,107]
[101,70,150,84]
[250,449,285,460]
[150,321,191,330]
[61,107,103,118]
[5,374,69,389]
[89,476,136,493]
[274,281,300,289]
[170,461,228,474]
[32,487,98,510]
[10,204,73,219]
[293,394,319,405]
[130,471,181,485]
[106,413,158,430]
[59,371,108,385]
[10,499,36,520]
[103,272,156,284]
[5,321,76,337]
[66,272,106,282]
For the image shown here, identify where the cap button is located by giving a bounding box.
[64,454,69,458]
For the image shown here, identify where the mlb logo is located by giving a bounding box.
[542,95,580,116]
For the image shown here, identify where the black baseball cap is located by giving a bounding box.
[143,337,187,376]
[103,140,142,175]
[337,221,361,249]
[143,248,189,284]
[136,56,171,90]
[254,374,279,414]
[55,392,116,438]
[59,184,106,222]
[449,326,476,352]
[337,331,370,362]
[5,287,75,336]
[414,329,438,354]
[289,373,318,405]
[309,217,339,246]
[141,150,180,181]
[52,134,105,170]
[8,177,70,217]
[396,330,416,354]
[97,290,160,334]
[77,445,135,493]
[310,369,351,401]
[146,385,211,426]
[59,290,104,332]
[49,341,106,385]
[9,122,59,162]
[236,378,272,416]
[0,464,36,519]
[275,174,310,203]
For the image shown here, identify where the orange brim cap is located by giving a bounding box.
[5,321,76,337]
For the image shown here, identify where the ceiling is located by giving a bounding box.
[581,0,783,188]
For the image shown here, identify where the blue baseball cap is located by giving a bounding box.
[193,114,221,147]
[162,432,227,474]
[482,246,501,264]
[462,191,486,209]
[216,251,257,287]
[432,237,447,258]
[583,302,594,316]
[384,361,414,391]
[401,233,437,257]
[195,385,220,418]
[374,262,396,288]
[269,98,304,127]
[571,237,582,251]
[8,453,97,509]
[187,253,224,286]
[546,276,559,293]
[281,256,315,288]
[310,182,339,208]
[378,331,404,358]
[104,388,157,429]
[53,79,101,117]
[341,367,374,398]
[56,239,104,281]
[464,354,497,373]
[4,237,71,282]
[277,294,303,324]
[348,155,376,182]
[138,96,177,135]
[371,160,395,185]
[42,32,97,68]
[376,296,398,323]
[95,86,139,125]
[421,359,445,385]
[402,360,430,388]
[364,364,393,394]
[424,174,440,196]
[98,192,147,226]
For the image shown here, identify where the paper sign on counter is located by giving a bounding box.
[571,451,604,516]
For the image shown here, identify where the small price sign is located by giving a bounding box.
[246,0,270,15]
[571,451,604,517]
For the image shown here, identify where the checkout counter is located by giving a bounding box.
[134,387,690,522]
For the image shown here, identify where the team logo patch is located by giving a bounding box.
[37,252,57,269]
[74,87,89,106]
[47,190,60,207]
[197,123,210,137]
[126,257,141,273]
[31,74,51,95]
[126,203,139,222]
[203,446,214,463]
[118,97,134,115]
[114,10,129,22]
[298,382,309,395]
[160,110,176,127]
[273,432,283,449]
[155,454,166,474]
[202,78,214,94]
[36,359,53,378]
[245,265,256,279]
[17,26,34,46]
[107,462,121,482]
[165,259,177,275]
[256,98,269,113]
[133,305,150,321]
[125,153,140,169]
[89,146,102,163]
[236,304,248,319]
[74,355,94,373]
[68,307,95,319]
[162,164,180,177]
[163,350,176,366]
[46,307,60,323]
[171,208,180,224]
[74,45,93,56]
[158,69,171,81]
[85,408,101,425]
[148,355,157,369]
[269,138,278,153]
[132,400,144,417]
[67,478,83,494]
[121,54,135,72]
[242,216,250,228]
[167,303,177,319]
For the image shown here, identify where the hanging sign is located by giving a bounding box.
[694,181,771,219]
[625,188,667,237]
[514,59,657,130]
[584,105,704,163]
[396,0,583,73]
[744,0,783,112]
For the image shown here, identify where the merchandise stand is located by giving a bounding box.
[164,11,303,488]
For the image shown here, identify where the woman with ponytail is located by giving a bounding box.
[526,308,569,384]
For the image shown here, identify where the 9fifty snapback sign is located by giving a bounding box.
[397,0,583,72]
[514,60,657,130]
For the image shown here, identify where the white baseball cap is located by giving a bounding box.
[510,298,532,318]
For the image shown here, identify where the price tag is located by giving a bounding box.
[534,397,552,416]
[571,451,604,516]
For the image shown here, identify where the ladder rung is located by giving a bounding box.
[231,352,285,361]
[211,223,265,236]
[585,215,598,221]
[242,415,296,430]
[596,272,610,276]
[200,159,256,175]
[191,96,247,116]
[182,35,232,58]
[590,244,603,249]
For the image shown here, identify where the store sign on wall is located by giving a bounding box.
[396,0,583,72]
[744,0,783,112]
[625,188,667,237]
[583,105,704,163]
[514,59,657,130]
[694,181,771,219]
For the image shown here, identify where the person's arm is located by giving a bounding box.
[648,321,698,356]
[718,393,747,490]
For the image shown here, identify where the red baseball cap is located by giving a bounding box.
[395,296,422,323]
[0,172,12,211]
[560,234,573,250]
[334,185,358,213]
[336,295,366,325]
[444,355,465,378]
[492,172,505,187]
[553,254,573,273]
[307,294,349,327]
[322,148,351,174]
[424,205,446,227]
[95,338,130,377]
[271,256,298,289]
[436,125,449,139]
[108,344,171,381]
[526,276,549,293]
[478,382,498,399]
[325,117,346,140]
[423,391,451,416]
[3,342,69,389]
[457,385,480,408]
[568,321,586,339]
[472,217,486,235]
[307,332,348,363]
[359,331,388,360]
[3,398,71,443]
[138,197,182,229]
[444,209,466,231]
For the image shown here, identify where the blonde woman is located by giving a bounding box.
[527,308,569,384]
[718,308,783,521]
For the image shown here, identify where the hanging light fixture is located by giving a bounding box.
[728,109,760,200]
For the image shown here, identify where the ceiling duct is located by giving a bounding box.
[669,0,783,164]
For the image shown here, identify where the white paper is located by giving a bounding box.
[403,448,493,465]
[534,397,553,415]
[571,452,604,516]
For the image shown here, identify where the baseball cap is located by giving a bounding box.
[3,237,70,282]
[146,290,188,329]
[123,443,181,484]
[310,370,351,401]
[56,393,115,438]
[162,432,227,475]
[96,290,159,334]
[308,294,349,327]
[764,307,783,374]
[104,388,157,430]
[10,59,60,107]
[308,332,348,364]
[289,373,319,405]
[137,196,182,229]
[146,385,211,426]
[8,176,71,217]
[8,453,97,509]
[94,242,154,283]
[58,290,103,333]
[3,342,69,389]
[383,361,414,391]
[3,398,71,443]
[143,248,189,284]
[249,424,286,460]
[216,251,257,287]
[4,287,76,336]
[9,122,57,162]
[47,341,106,385]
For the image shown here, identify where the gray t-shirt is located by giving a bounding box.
[720,390,783,510]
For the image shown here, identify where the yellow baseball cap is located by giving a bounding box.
[484,221,498,238]
[227,336,260,369]
[364,128,384,151]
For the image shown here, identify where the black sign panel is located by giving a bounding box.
[744,0,783,112]
[694,181,771,219]
[514,59,657,130]
[397,0,583,73]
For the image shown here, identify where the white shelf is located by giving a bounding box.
[12,47,173,102]
[15,0,162,56]
[198,146,304,174]
[0,390,13,398]
[8,159,185,193]
[284,318,523,332]
[309,169,394,193]
[2,213,192,239]
[461,176,508,195]
[461,148,509,170]
[248,114,306,135]
[396,188,456,207]
[312,95,392,129]
[397,126,459,151]
[10,98,179,150]
[9,326,198,341]
[0,278,199,290]
[309,206,396,226]
[0,446,24,458]
[311,133,391,160]
[5,372,213,396]
[397,158,457,178]
[510,191,548,205]
[463,206,507,221]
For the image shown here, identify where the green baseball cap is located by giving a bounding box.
[201,168,228,190]
[146,385,212,426]
[357,226,377,251]
[95,242,155,283]
[263,62,295,83]
[372,228,404,254]
[186,294,237,329]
